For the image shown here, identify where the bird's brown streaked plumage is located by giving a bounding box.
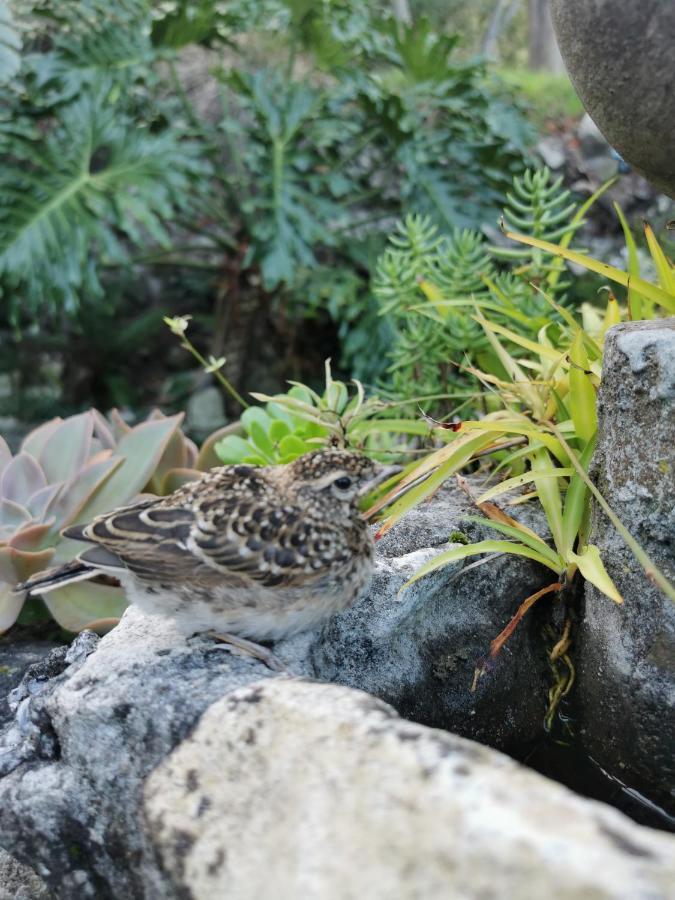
[16,450,389,648]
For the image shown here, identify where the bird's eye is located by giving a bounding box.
[334,476,352,491]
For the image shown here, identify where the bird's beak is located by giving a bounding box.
[358,464,403,499]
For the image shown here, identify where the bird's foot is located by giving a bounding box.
[207,631,288,673]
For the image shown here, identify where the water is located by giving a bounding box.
[518,730,675,834]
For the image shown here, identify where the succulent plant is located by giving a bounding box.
[0,408,195,634]
[215,363,428,466]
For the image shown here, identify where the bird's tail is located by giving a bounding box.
[14,560,99,596]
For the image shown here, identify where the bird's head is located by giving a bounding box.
[282,449,398,513]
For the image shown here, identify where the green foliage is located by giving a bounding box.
[371,168,610,412]
[374,218,675,654]
[0,1,21,84]
[492,168,581,284]
[0,407,205,634]
[0,86,204,316]
[216,68,353,289]
[373,215,490,403]
[215,386,334,466]
[215,361,428,465]
[1,0,533,387]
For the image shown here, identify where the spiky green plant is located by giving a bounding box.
[371,171,618,413]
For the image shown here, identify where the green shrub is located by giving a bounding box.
[0,0,534,394]
[372,167,604,412]
[372,211,675,702]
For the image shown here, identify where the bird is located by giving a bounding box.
[16,449,396,670]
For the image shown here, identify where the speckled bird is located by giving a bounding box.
[16,450,394,669]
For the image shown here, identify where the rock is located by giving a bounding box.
[536,135,566,171]
[0,625,64,731]
[0,847,53,900]
[575,116,620,184]
[576,113,610,159]
[0,610,281,898]
[578,320,675,813]
[550,0,675,198]
[144,679,675,900]
[185,385,227,443]
[314,486,553,754]
[0,480,559,897]
[0,455,671,896]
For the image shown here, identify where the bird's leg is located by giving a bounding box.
[207,631,287,673]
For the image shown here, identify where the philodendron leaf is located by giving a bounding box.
[0,0,21,86]
[569,544,623,604]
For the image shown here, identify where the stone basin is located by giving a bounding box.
[550,0,675,198]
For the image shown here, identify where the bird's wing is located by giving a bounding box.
[63,497,198,583]
[62,467,345,589]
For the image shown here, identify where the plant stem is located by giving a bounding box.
[181,337,249,410]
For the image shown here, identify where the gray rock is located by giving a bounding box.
[144,679,675,900]
[0,628,64,731]
[551,0,675,198]
[0,481,559,898]
[0,847,54,900]
[537,135,566,171]
[314,485,553,753]
[0,611,281,898]
[578,320,675,812]
[185,385,227,442]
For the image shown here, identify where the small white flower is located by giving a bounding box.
[163,315,192,336]
[205,355,227,374]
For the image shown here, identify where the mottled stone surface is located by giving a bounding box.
[550,0,675,197]
[0,615,278,899]
[145,679,675,900]
[0,626,63,731]
[0,848,53,900]
[315,485,552,753]
[0,480,557,898]
[578,320,675,813]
